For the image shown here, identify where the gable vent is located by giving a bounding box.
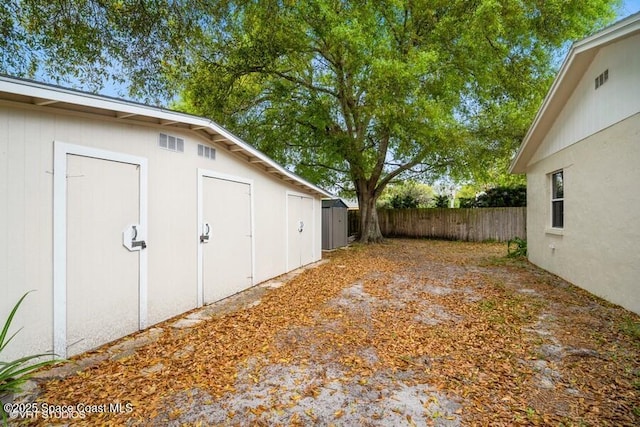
[595,69,608,90]
[159,133,184,152]
[197,144,216,160]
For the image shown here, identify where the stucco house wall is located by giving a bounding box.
[512,15,640,315]
[526,114,640,314]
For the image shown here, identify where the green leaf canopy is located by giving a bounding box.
[1,0,620,241]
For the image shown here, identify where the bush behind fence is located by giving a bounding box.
[348,207,526,242]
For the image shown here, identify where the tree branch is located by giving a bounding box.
[377,148,432,191]
[369,128,391,185]
[298,161,349,174]
[267,69,339,98]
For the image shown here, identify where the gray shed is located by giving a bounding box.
[322,199,349,250]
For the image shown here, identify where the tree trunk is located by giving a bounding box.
[358,191,383,243]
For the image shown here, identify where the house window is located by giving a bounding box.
[159,133,184,153]
[551,170,564,228]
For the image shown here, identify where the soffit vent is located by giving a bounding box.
[197,144,216,160]
[159,133,184,152]
[595,69,609,90]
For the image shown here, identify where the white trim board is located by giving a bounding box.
[53,141,148,358]
[196,168,256,307]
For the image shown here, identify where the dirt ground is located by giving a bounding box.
[13,239,640,426]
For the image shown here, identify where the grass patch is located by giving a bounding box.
[481,238,499,243]
[478,299,496,311]
[619,316,640,343]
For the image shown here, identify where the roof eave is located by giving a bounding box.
[0,75,333,198]
[510,13,640,174]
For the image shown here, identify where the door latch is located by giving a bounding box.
[200,222,211,243]
[298,220,304,233]
[123,224,147,251]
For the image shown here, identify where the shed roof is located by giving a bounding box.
[322,198,349,209]
[510,12,640,174]
[0,75,332,198]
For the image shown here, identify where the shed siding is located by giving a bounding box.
[0,108,54,360]
[530,33,640,165]
[0,104,322,360]
[526,113,640,315]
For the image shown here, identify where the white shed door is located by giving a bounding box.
[202,177,252,304]
[66,155,140,356]
[300,196,314,265]
[287,194,314,270]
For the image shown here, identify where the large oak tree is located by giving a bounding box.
[1,0,619,242]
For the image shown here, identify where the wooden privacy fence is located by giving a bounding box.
[348,207,526,242]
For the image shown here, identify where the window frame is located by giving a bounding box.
[550,170,564,229]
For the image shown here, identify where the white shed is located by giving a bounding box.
[510,14,640,315]
[0,76,331,360]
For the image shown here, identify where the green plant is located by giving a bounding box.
[459,185,527,208]
[507,237,527,258]
[1,292,57,423]
[478,299,497,311]
[433,194,450,208]
[619,316,640,343]
[478,185,527,208]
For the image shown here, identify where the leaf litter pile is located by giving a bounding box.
[30,239,639,426]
